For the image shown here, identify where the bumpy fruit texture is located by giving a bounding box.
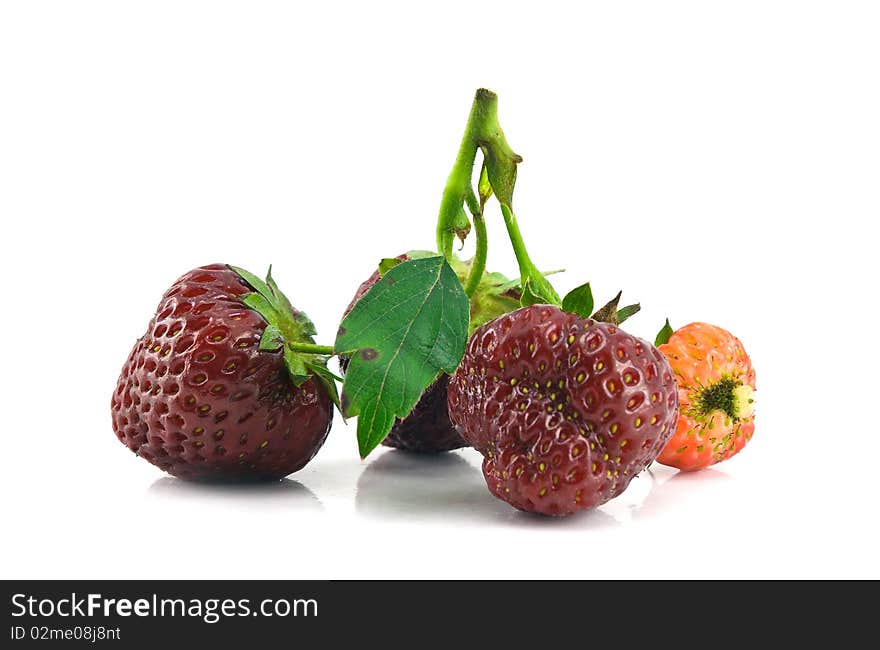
[342,254,467,453]
[657,322,755,471]
[111,264,333,480]
[448,305,679,516]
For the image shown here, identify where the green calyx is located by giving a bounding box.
[561,282,640,325]
[698,377,754,422]
[230,265,340,407]
[447,256,521,333]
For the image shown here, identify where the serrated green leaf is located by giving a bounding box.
[655,319,674,346]
[616,304,641,325]
[378,257,403,276]
[562,282,594,318]
[334,257,469,458]
[259,324,283,351]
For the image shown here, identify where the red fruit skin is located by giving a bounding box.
[111,264,333,481]
[342,255,467,453]
[448,305,679,516]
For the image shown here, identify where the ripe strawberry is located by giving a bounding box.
[343,253,520,453]
[111,264,334,481]
[447,305,679,516]
[656,322,755,471]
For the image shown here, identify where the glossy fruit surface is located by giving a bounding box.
[657,322,755,471]
[111,264,333,480]
[448,305,679,515]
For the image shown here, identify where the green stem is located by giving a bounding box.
[500,204,533,277]
[463,214,488,297]
[436,89,505,260]
[287,342,335,355]
[500,203,561,305]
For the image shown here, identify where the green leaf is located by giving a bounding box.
[378,257,403,276]
[562,282,594,318]
[655,319,674,346]
[616,304,641,325]
[334,257,469,458]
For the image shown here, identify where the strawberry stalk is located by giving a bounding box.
[287,342,335,355]
[499,203,561,306]
[435,88,560,306]
[435,89,507,262]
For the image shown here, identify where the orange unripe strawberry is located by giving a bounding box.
[657,322,755,471]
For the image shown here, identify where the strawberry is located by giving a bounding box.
[656,322,755,471]
[447,305,679,516]
[343,253,520,453]
[111,264,335,481]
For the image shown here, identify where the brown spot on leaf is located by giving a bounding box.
[337,326,346,337]
[340,391,350,414]
[360,348,379,361]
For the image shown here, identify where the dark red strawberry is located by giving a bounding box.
[447,305,679,516]
[111,264,334,481]
[343,253,520,453]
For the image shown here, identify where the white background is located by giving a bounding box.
[1,1,878,579]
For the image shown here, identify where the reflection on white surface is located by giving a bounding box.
[356,449,620,528]
[634,467,732,521]
[148,477,323,511]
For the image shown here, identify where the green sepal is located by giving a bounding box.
[478,161,493,212]
[231,264,340,410]
[655,319,674,346]
[592,291,623,324]
[230,265,276,305]
[616,304,641,325]
[562,282,595,318]
[452,205,471,245]
[520,276,560,308]
[259,324,284,351]
[283,347,311,385]
[305,360,342,410]
[241,292,281,323]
